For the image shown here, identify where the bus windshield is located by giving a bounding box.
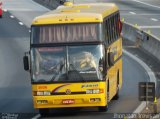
[31,45,104,83]
[31,23,102,44]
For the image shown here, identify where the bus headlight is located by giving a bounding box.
[86,89,104,94]
[86,89,100,94]
[43,91,51,96]
[37,100,48,104]
[86,89,93,94]
[90,98,101,102]
[93,89,100,94]
[35,91,51,96]
[37,91,43,96]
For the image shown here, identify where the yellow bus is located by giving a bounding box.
[23,2,122,115]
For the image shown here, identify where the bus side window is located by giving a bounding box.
[104,20,108,44]
[105,19,110,45]
[111,16,114,41]
[112,16,115,42]
[112,16,116,41]
[108,19,110,44]
[110,17,113,42]
[109,18,113,43]
[117,13,120,38]
[108,18,112,44]
[115,13,118,39]
[113,14,117,40]
[115,13,119,39]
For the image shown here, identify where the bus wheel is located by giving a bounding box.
[113,71,120,100]
[39,108,49,117]
[112,86,119,100]
[98,105,108,112]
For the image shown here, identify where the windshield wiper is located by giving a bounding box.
[69,63,86,82]
[49,61,86,82]
[50,62,64,81]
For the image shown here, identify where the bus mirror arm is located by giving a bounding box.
[23,52,30,71]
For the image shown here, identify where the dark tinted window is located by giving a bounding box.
[31,23,102,44]
[104,12,120,44]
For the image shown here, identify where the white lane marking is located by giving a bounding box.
[10,15,15,18]
[31,114,41,119]
[4,8,49,12]
[139,26,160,28]
[121,13,160,16]
[131,0,160,9]
[151,18,158,22]
[129,11,136,15]
[123,49,157,115]
[3,9,7,12]
[29,30,31,33]
[18,22,24,26]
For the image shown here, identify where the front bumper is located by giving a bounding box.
[33,94,106,109]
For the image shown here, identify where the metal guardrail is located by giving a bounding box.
[122,22,160,62]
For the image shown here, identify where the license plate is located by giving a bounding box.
[62,99,75,104]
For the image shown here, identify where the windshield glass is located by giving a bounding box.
[31,47,66,82]
[31,23,102,44]
[31,45,104,83]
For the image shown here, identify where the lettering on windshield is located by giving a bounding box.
[38,47,64,52]
[79,71,97,74]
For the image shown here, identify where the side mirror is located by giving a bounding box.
[23,56,29,71]
[98,58,104,72]
[108,52,114,66]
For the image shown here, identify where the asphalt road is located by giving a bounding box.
[0,0,159,119]
[0,11,33,112]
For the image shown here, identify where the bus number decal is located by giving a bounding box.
[81,84,98,88]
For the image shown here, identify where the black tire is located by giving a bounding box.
[0,15,2,18]
[112,71,120,100]
[39,108,49,117]
[112,87,119,100]
[98,105,108,112]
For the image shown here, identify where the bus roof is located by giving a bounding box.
[32,3,119,25]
